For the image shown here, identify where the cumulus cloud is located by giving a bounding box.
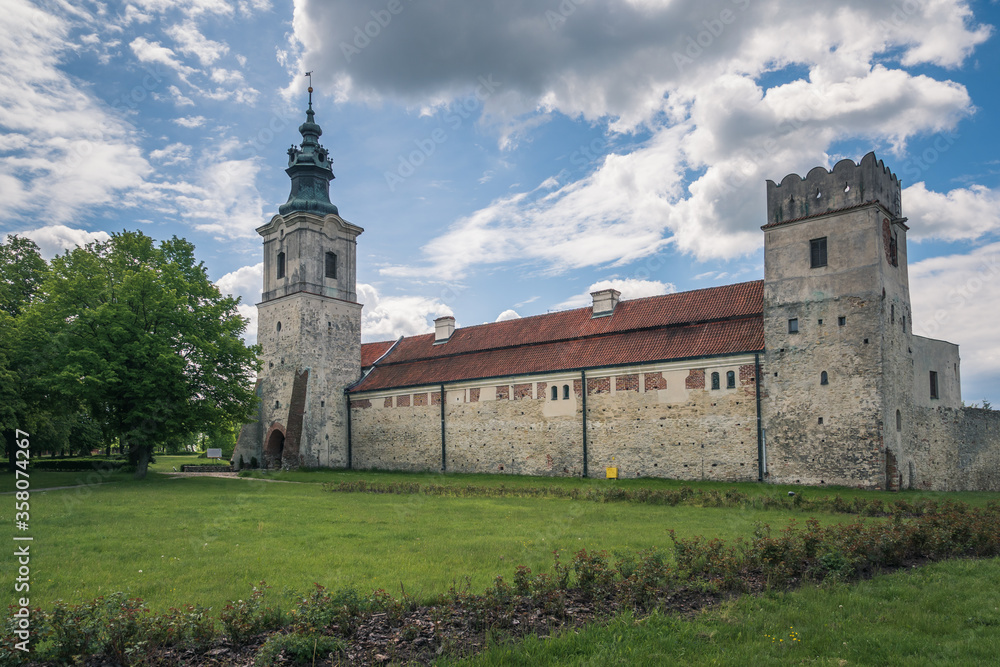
[555,279,677,311]
[904,182,1000,242]
[495,309,520,322]
[129,36,197,81]
[165,20,229,65]
[327,0,988,278]
[357,283,453,342]
[173,158,267,239]
[216,262,263,344]
[173,115,207,128]
[910,243,1000,391]
[20,225,111,259]
[0,0,152,225]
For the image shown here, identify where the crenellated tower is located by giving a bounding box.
[235,89,363,469]
[760,152,917,489]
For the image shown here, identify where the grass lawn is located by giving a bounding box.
[5,472,866,614]
[452,557,1000,666]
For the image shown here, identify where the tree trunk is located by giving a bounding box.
[133,444,151,479]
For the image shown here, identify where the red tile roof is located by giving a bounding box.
[351,280,764,393]
[361,339,396,368]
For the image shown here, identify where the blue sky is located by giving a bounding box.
[2,0,999,405]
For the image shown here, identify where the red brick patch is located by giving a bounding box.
[469,388,480,403]
[384,397,393,408]
[513,383,533,400]
[573,379,583,397]
[588,377,611,395]
[644,371,667,391]
[536,382,547,399]
[739,364,756,386]
[616,374,639,392]
[413,393,428,406]
[350,399,372,409]
[496,385,510,400]
[396,394,410,407]
[685,369,705,389]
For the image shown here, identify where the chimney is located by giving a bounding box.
[434,315,455,343]
[591,288,621,318]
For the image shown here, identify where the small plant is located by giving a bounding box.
[220,582,285,644]
[254,632,343,666]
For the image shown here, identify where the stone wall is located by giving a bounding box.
[349,356,761,479]
[911,406,1000,491]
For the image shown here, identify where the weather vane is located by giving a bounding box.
[305,71,314,107]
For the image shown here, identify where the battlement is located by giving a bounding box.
[765,152,902,227]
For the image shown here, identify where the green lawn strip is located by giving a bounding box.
[241,467,1000,507]
[448,557,1000,667]
[0,453,205,492]
[4,476,853,614]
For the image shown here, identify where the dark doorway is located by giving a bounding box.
[265,430,285,468]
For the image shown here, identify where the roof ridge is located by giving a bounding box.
[371,312,764,369]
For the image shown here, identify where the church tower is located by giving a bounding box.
[760,153,915,489]
[238,90,363,469]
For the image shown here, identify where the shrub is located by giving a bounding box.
[219,582,285,644]
[254,632,343,666]
[290,584,367,637]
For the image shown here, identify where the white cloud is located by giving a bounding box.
[20,225,111,259]
[555,278,677,310]
[165,20,229,65]
[173,158,267,239]
[495,309,520,322]
[904,182,1000,242]
[166,84,195,106]
[217,262,263,344]
[357,283,453,341]
[0,0,152,225]
[150,142,192,166]
[173,115,207,128]
[910,243,1000,388]
[129,36,196,81]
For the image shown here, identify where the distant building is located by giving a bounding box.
[235,104,1000,491]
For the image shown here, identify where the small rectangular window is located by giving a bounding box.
[325,251,337,279]
[929,371,939,399]
[788,318,798,334]
[276,251,285,280]
[838,316,846,326]
[810,237,827,268]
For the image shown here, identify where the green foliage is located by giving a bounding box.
[19,231,260,478]
[219,582,285,644]
[0,235,48,319]
[254,632,344,666]
[289,584,368,637]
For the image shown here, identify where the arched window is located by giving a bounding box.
[276,251,286,279]
[820,371,829,385]
[711,372,720,390]
[563,384,570,400]
[276,321,282,332]
[896,409,902,432]
[551,385,558,401]
[726,371,735,389]
[325,251,337,279]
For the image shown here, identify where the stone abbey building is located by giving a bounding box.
[235,102,1000,491]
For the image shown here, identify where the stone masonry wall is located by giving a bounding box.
[910,406,1000,491]
[350,356,760,479]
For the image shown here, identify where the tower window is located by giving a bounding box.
[563,384,570,400]
[820,371,829,385]
[788,318,799,334]
[896,409,902,432]
[810,237,827,268]
[902,316,906,333]
[276,251,286,279]
[838,316,846,326]
[889,232,899,267]
[276,321,282,332]
[929,371,939,399]
[726,371,735,389]
[325,251,337,279]
[551,385,558,401]
[711,372,720,390]
[891,304,895,323]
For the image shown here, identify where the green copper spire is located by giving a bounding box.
[279,76,339,216]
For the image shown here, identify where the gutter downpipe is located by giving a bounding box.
[346,394,353,470]
[755,352,764,482]
[440,382,447,473]
[581,369,588,478]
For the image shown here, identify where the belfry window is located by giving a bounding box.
[276,252,286,279]
[810,237,827,268]
[726,371,735,389]
[325,251,337,279]
[711,372,720,390]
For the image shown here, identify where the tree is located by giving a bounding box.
[0,235,49,318]
[24,231,260,478]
